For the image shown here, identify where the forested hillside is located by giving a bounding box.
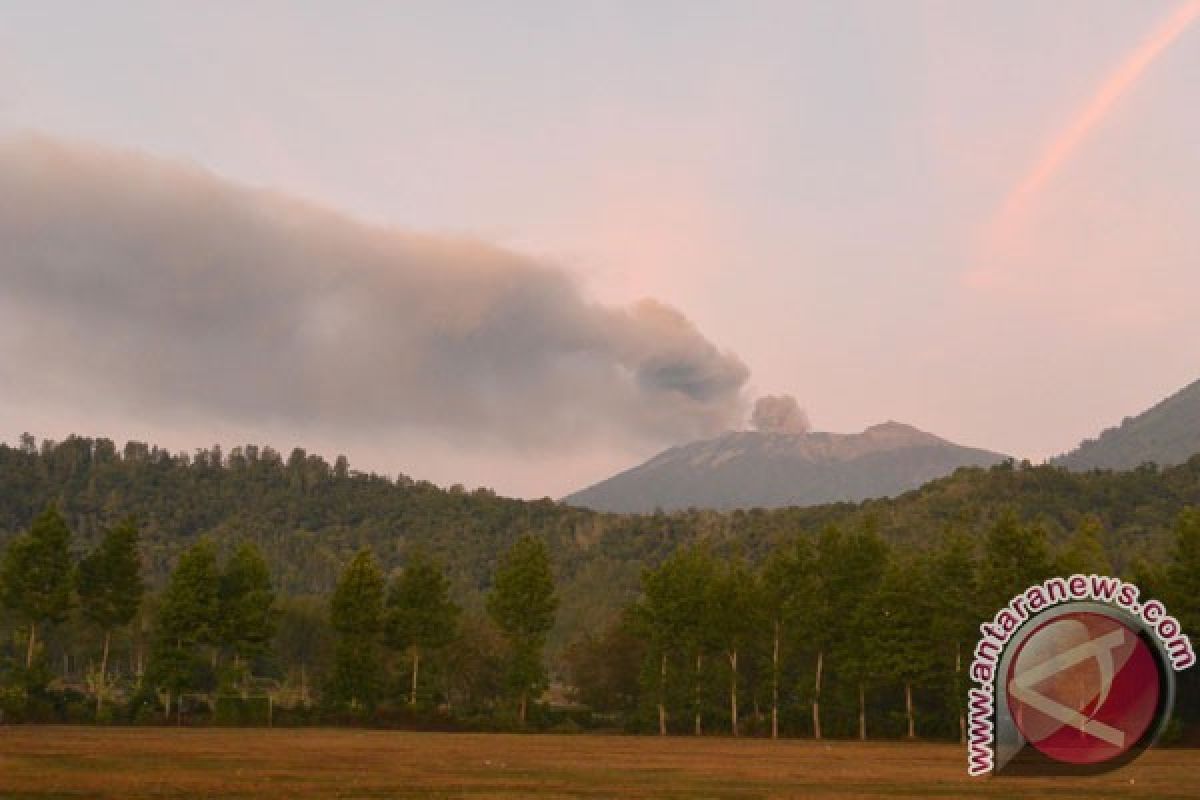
[3,434,1200,649]
[1055,377,1200,471]
[2,434,1200,737]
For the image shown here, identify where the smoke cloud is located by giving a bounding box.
[750,394,811,434]
[0,136,749,450]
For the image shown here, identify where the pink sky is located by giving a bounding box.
[1,2,1199,498]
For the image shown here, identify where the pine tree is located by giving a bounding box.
[809,525,845,739]
[329,548,386,711]
[760,536,816,739]
[707,557,758,736]
[636,546,717,735]
[815,522,888,740]
[77,518,144,715]
[148,539,220,719]
[0,506,74,669]
[218,542,277,687]
[1165,508,1200,640]
[486,535,558,725]
[926,527,979,743]
[977,510,1054,613]
[837,526,890,740]
[1055,515,1113,576]
[873,553,937,739]
[386,549,459,706]
[634,553,690,735]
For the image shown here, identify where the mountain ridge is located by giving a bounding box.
[563,421,1009,512]
[1054,378,1200,471]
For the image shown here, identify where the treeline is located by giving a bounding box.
[573,510,1200,739]
[0,507,559,728]
[1,502,1197,738]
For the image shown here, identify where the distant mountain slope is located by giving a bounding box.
[563,421,1008,512]
[1054,378,1200,471]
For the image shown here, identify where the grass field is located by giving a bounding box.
[1,727,1199,799]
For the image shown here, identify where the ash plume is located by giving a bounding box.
[750,394,811,434]
[0,136,749,450]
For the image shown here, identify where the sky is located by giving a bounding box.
[1,1,1199,498]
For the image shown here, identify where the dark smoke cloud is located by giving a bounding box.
[750,394,810,434]
[0,136,748,449]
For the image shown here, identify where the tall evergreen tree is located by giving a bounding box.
[836,526,890,740]
[0,506,74,669]
[1165,508,1200,640]
[218,542,277,685]
[329,548,386,711]
[926,527,979,743]
[386,549,460,706]
[486,535,558,725]
[635,551,692,735]
[76,518,144,714]
[148,539,220,719]
[809,525,844,739]
[977,510,1054,613]
[760,536,816,739]
[1164,508,1200,727]
[873,553,937,739]
[636,546,717,735]
[1055,515,1113,576]
[707,557,758,736]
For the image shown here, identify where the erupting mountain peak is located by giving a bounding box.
[564,421,1007,512]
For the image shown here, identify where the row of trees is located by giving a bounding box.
[0,507,278,720]
[147,538,276,719]
[0,507,560,726]
[322,535,557,724]
[1,503,1197,736]
[1,509,142,716]
[565,510,1200,739]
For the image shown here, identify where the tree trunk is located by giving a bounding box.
[955,642,965,744]
[771,620,780,740]
[25,621,36,669]
[658,652,668,736]
[97,629,112,716]
[728,649,739,737]
[694,652,703,736]
[858,682,866,741]
[905,681,915,739]
[812,650,823,740]
[519,690,528,725]
[410,648,420,706]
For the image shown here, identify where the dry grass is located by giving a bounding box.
[0,727,1198,799]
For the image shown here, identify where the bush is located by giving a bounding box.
[127,687,164,724]
[213,696,272,726]
[548,717,584,734]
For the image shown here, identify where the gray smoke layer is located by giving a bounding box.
[750,394,810,434]
[0,137,749,448]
